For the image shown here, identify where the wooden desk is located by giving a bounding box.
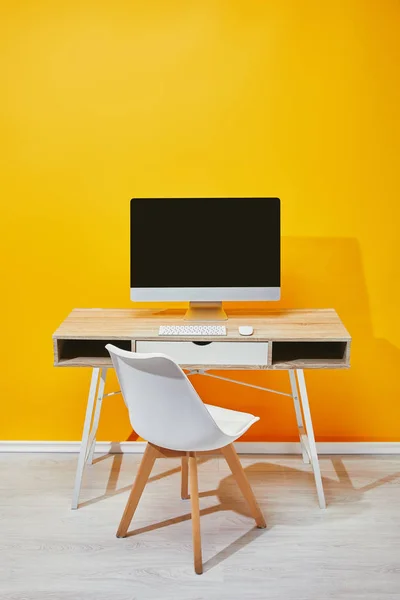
[53,308,351,509]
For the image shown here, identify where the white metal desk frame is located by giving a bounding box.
[72,366,326,510]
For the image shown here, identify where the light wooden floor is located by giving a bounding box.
[1,453,400,599]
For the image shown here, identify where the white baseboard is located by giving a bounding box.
[0,441,400,455]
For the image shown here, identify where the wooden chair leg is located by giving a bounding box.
[116,443,158,538]
[181,455,190,499]
[221,443,267,529]
[189,453,203,574]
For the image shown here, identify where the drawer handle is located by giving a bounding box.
[192,341,212,346]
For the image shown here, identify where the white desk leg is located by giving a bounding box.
[288,370,310,464]
[86,368,108,465]
[296,369,326,509]
[71,368,100,509]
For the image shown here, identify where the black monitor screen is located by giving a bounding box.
[130,198,280,288]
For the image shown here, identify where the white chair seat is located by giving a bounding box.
[205,404,259,438]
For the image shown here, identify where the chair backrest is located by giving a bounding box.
[106,344,224,451]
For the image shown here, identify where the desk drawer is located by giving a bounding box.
[135,341,269,366]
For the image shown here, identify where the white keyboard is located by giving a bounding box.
[158,325,227,336]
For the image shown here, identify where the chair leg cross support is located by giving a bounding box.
[116,442,266,574]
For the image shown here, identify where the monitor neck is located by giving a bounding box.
[183,302,228,322]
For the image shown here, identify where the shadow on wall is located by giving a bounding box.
[281,236,399,441]
[189,236,399,443]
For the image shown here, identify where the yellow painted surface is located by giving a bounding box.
[1,1,399,441]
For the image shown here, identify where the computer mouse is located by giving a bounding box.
[239,326,253,336]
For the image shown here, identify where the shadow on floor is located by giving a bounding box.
[77,452,400,570]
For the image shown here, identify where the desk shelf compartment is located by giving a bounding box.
[54,338,131,367]
[271,341,349,369]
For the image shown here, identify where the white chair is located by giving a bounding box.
[106,344,266,574]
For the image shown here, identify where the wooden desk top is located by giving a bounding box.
[53,308,350,342]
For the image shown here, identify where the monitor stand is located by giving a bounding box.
[184,302,228,321]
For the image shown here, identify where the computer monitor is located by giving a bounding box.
[130,198,280,321]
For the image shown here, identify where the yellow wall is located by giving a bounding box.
[1,0,399,442]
